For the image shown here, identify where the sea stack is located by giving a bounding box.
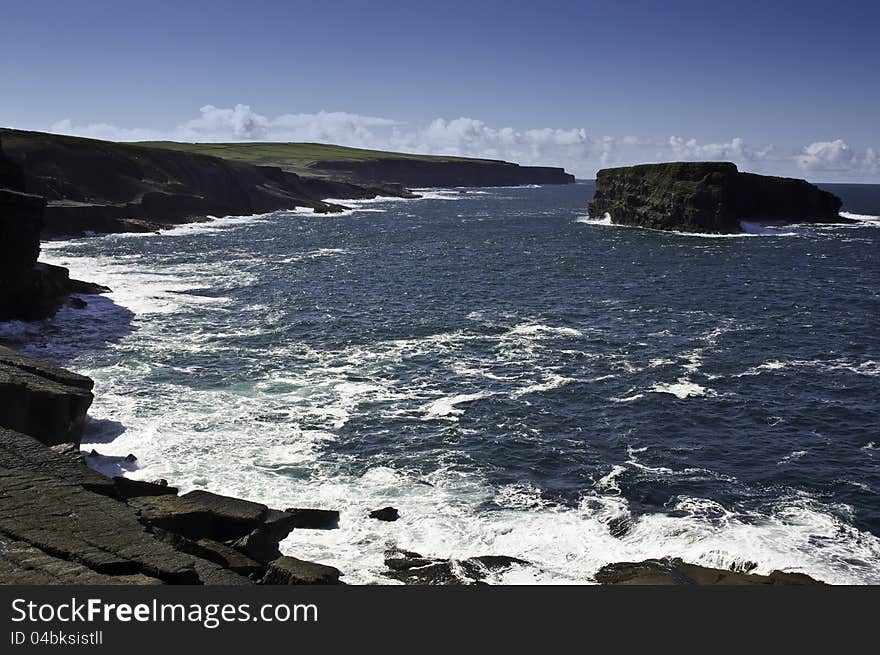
[587,161,844,234]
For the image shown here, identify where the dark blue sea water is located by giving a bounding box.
[3,183,878,583]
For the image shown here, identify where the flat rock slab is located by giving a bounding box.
[132,490,269,541]
[231,529,282,565]
[284,508,340,529]
[0,469,200,583]
[0,427,114,495]
[0,427,259,585]
[112,476,178,499]
[0,347,94,391]
[261,508,300,540]
[383,548,529,585]
[0,537,163,585]
[182,490,268,528]
[262,556,342,585]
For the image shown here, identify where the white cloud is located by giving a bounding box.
[48,118,162,142]
[49,107,607,176]
[46,106,878,180]
[797,139,854,171]
[796,139,879,178]
[667,136,773,163]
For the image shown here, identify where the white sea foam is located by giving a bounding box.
[507,324,582,338]
[596,465,627,493]
[575,213,612,226]
[739,221,798,236]
[840,211,880,223]
[610,392,644,403]
[649,380,714,399]
[778,450,809,465]
[510,373,573,398]
[574,213,809,238]
[422,391,493,420]
[736,358,879,379]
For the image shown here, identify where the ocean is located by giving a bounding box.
[2,181,878,584]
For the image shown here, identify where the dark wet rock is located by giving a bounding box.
[188,559,254,585]
[588,161,845,234]
[262,556,342,585]
[129,494,220,540]
[112,476,178,499]
[313,202,350,214]
[69,297,87,309]
[129,493,240,542]
[182,490,268,532]
[0,346,94,446]
[0,136,107,320]
[369,506,400,522]
[466,555,530,570]
[606,515,634,539]
[383,548,529,585]
[284,507,340,529]
[231,529,282,565]
[152,530,262,578]
[594,557,824,585]
[124,453,137,462]
[261,509,300,541]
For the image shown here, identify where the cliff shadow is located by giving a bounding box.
[0,292,136,367]
[82,417,127,444]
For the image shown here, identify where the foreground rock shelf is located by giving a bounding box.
[0,426,344,585]
[588,161,846,234]
[0,346,94,445]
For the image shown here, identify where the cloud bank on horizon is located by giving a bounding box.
[49,104,879,182]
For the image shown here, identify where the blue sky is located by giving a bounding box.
[1,0,877,180]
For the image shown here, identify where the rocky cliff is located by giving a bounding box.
[588,162,844,234]
[0,136,107,320]
[0,346,94,445]
[0,129,415,238]
[311,157,575,187]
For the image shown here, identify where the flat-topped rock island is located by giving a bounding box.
[588,161,846,234]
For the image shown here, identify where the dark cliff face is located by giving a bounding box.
[0,129,412,238]
[312,158,575,188]
[587,162,843,234]
[0,137,107,321]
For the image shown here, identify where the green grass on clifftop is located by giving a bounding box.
[134,141,503,173]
